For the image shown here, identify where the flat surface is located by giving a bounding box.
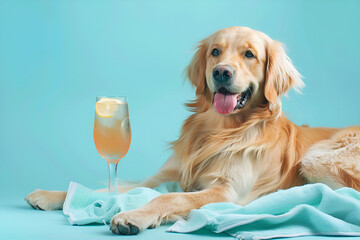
[1,199,231,240]
[1,199,359,240]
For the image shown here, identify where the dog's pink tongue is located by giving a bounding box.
[213,92,237,115]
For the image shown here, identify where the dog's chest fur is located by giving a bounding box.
[174,110,299,204]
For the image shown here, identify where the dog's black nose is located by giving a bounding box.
[212,65,234,84]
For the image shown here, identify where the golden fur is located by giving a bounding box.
[26,27,360,235]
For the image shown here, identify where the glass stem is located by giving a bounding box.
[108,162,118,193]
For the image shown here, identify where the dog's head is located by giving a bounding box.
[187,26,304,115]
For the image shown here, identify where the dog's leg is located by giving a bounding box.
[25,190,67,210]
[300,127,360,190]
[26,155,180,210]
[24,179,160,211]
[110,184,234,235]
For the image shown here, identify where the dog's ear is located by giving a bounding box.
[186,41,208,95]
[264,40,304,104]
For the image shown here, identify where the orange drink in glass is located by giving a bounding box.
[94,97,131,193]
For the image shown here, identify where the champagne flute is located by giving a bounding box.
[93,96,131,193]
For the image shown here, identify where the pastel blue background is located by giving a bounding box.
[0,0,359,239]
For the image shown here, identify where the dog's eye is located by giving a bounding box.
[211,48,220,56]
[245,50,255,58]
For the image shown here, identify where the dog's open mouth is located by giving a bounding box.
[213,86,252,115]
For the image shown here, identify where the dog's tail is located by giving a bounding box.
[337,167,360,191]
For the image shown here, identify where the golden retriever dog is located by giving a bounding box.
[26,26,360,235]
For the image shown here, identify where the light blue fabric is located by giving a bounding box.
[168,184,360,240]
[63,182,360,239]
[62,181,182,225]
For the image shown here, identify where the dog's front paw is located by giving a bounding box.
[25,189,66,211]
[110,210,161,235]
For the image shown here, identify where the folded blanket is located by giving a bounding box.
[62,181,182,225]
[63,182,360,239]
[168,184,360,239]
